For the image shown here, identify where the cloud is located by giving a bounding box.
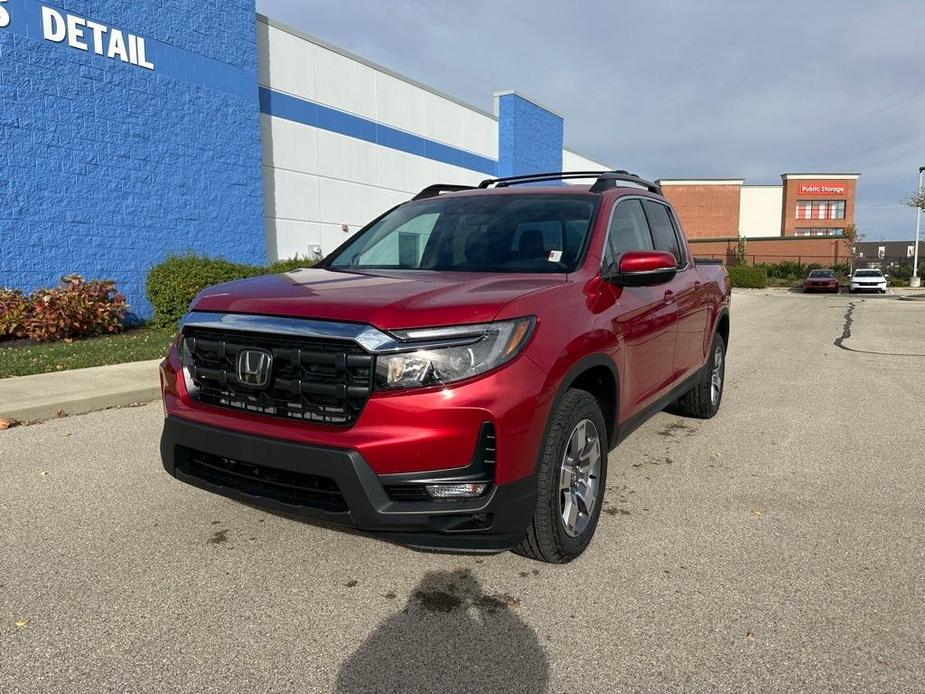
[256,0,925,239]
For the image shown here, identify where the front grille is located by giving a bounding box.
[176,448,348,513]
[181,327,373,426]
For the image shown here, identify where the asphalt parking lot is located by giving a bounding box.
[2,289,923,693]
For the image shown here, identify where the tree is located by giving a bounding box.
[842,223,862,273]
[735,236,748,266]
[903,189,925,211]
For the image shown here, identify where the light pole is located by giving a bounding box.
[912,166,924,288]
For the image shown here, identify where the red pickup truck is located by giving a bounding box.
[159,171,731,563]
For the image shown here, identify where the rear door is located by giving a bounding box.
[602,198,678,416]
[642,199,708,380]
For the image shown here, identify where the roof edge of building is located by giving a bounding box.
[657,179,745,186]
[257,13,498,121]
[781,173,861,180]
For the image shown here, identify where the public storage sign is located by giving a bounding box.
[797,182,847,196]
[0,1,154,70]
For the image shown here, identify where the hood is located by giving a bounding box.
[190,267,565,330]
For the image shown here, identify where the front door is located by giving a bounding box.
[602,198,678,417]
[641,200,709,380]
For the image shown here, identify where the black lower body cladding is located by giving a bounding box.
[160,416,536,551]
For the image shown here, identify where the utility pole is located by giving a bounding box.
[912,166,924,288]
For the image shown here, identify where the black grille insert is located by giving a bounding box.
[176,447,348,513]
[181,327,373,426]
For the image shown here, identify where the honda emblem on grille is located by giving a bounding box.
[236,348,273,388]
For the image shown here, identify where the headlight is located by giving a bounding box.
[375,317,535,390]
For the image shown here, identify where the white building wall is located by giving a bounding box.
[258,16,499,261]
[739,185,783,238]
[562,149,609,173]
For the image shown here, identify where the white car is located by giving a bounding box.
[849,269,888,294]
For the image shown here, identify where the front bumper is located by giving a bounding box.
[160,416,537,551]
[850,283,887,292]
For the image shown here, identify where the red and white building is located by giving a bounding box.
[657,173,860,265]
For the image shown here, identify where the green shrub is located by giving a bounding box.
[146,255,263,328]
[267,255,317,274]
[145,255,319,328]
[831,262,851,281]
[728,265,768,289]
[763,260,805,281]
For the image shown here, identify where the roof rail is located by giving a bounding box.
[411,184,476,201]
[477,171,615,188]
[476,170,662,195]
[589,171,661,195]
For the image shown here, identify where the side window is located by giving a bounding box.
[603,199,654,267]
[643,200,685,265]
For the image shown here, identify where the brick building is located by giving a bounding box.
[659,173,860,265]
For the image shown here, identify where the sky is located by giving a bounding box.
[256,0,925,240]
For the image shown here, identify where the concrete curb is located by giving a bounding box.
[0,359,163,423]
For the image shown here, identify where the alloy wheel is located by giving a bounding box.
[559,419,602,537]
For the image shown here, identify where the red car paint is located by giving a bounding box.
[803,270,840,293]
[159,182,730,546]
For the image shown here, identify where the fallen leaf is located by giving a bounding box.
[15,619,29,628]
[746,631,754,640]
[752,509,763,518]
[40,471,48,477]
[56,410,66,418]
[0,417,18,430]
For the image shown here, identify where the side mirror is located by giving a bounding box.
[604,250,678,287]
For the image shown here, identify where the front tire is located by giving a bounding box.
[675,332,726,419]
[515,389,607,563]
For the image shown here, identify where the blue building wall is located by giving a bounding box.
[496,92,564,178]
[0,0,265,318]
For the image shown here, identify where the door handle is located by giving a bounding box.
[663,290,675,304]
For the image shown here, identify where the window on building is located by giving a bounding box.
[794,228,844,237]
[795,200,846,220]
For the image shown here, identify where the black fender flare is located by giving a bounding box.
[542,353,621,452]
[711,305,731,349]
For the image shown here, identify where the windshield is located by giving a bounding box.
[809,270,835,278]
[855,270,883,277]
[326,194,597,273]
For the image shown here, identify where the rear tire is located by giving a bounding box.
[675,332,726,419]
[514,389,608,563]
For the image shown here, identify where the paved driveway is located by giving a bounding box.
[2,290,923,693]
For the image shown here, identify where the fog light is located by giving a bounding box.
[425,483,488,498]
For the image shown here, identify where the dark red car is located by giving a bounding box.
[159,171,731,562]
[803,269,840,293]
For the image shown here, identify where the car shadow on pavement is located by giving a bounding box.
[335,568,549,694]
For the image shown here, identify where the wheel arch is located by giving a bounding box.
[713,307,730,349]
[548,354,620,451]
